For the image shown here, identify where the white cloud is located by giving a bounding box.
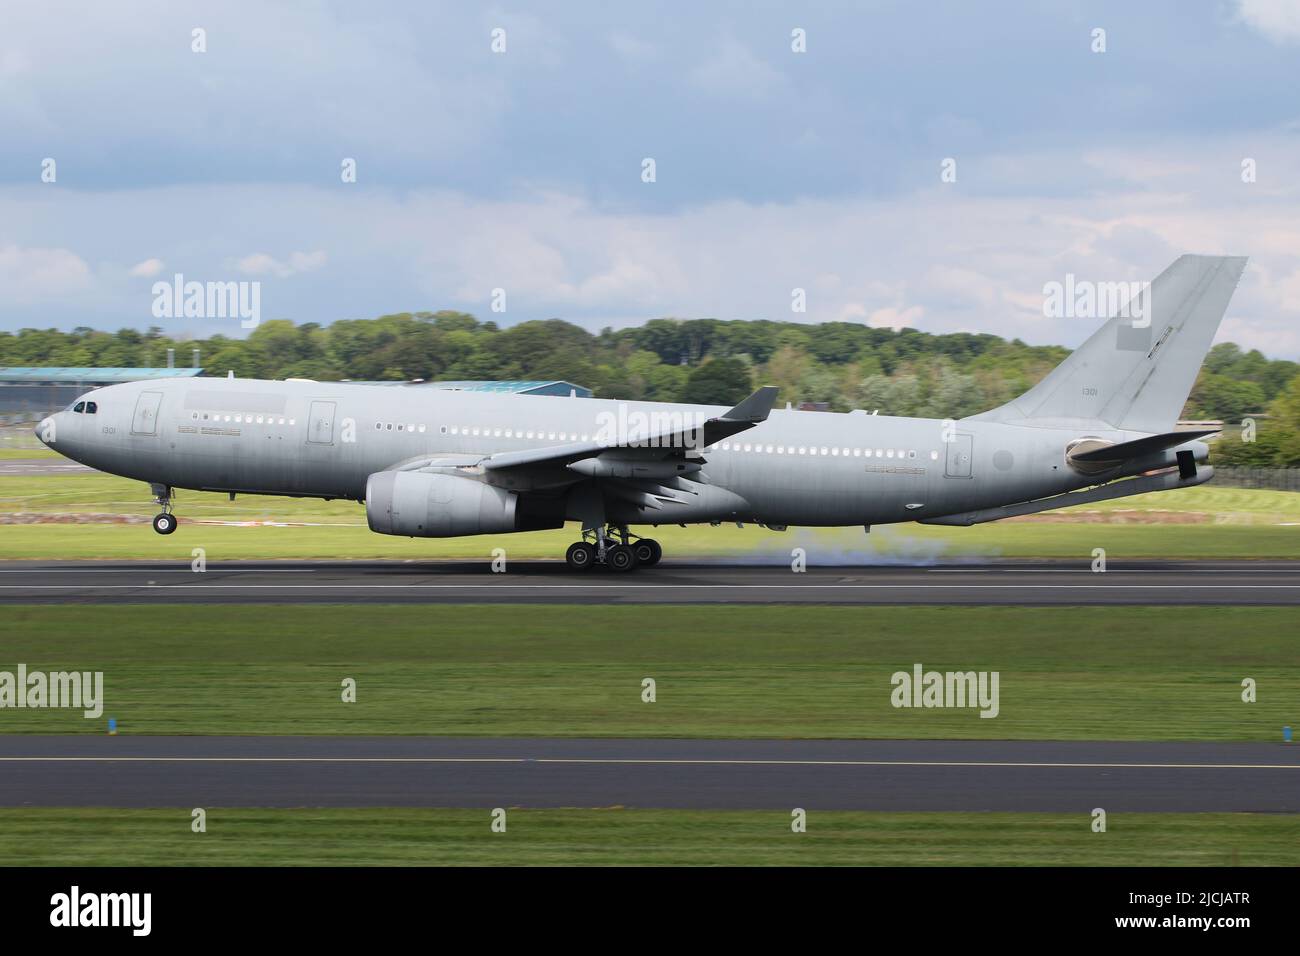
[234,250,327,278]
[608,31,657,63]
[0,242,90,302]
[5,136,1300,356]
[689,36,786,99]
[128,257,164,278]
[1235,0,1300,43]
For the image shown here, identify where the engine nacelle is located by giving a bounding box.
[366,471,519,537]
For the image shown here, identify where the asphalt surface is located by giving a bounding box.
[1,558,1300,605]
[0,457,93,476]
[1,737,1296,811]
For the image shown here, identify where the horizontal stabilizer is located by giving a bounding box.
[1069,428,1218,463]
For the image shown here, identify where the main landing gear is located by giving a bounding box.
[151,483,178,535]
[564,526,662,572]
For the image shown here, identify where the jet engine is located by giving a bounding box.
[366,471,521,537]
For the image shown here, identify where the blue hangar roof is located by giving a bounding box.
[427,380,591,397]
[0,367,206,384]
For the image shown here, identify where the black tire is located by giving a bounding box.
[632,538,662,567]
[152,513,177,535]
[565,541,596,571]
[606,543,637,572]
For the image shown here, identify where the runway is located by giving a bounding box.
[1,737,1296,811]
[0,457,93,476]
[1,558,1300,605]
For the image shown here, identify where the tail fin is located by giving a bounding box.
[970,255,1248,433]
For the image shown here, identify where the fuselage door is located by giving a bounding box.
[130,391,163,436]
[944,433,973,478]
[308,400,336,445]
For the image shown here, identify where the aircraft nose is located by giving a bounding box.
[35,415,57,447]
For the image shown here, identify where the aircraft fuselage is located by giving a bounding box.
[37,377,1179,529]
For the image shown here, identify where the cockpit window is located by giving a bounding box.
[85,402,98,414]
[72,402,85,413]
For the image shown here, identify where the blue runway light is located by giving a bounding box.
[1285,726,1293,743]
[108,718,117,735]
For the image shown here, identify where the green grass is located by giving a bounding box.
[0,808,1294,866]
[2,605,1295,739]
[0,447,57,460]
[3,472,1299,559]
[7,520,1300,560]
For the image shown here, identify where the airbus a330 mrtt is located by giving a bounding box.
[37,254,1246,571]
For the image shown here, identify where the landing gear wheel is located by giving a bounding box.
[152,513,177,535]
[632,538,662,567]
[565,541,597,571]
[606,543,637,572]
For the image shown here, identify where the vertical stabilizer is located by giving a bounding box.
[970,255,1248,432]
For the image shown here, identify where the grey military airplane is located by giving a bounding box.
[37,254,1245,571]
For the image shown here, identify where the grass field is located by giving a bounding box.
[2,604,1294,739]
[0,808,1294,866]
[2,468,1299,559]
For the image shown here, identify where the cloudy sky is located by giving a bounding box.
[3,1,1300,355]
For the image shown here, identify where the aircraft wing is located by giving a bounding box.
[378,387,777,509]
[481,385,779,474]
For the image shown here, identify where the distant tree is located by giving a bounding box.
[796,366,844,408]
[679,357,753,405]
[761,345,809,401]
[1266,373,1300,466]
[919,365,987,419]
[852,374,922,416]
[1187,373,1267,421]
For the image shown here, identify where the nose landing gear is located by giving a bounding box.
[150,483,178,535]
[563,526,661,571]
